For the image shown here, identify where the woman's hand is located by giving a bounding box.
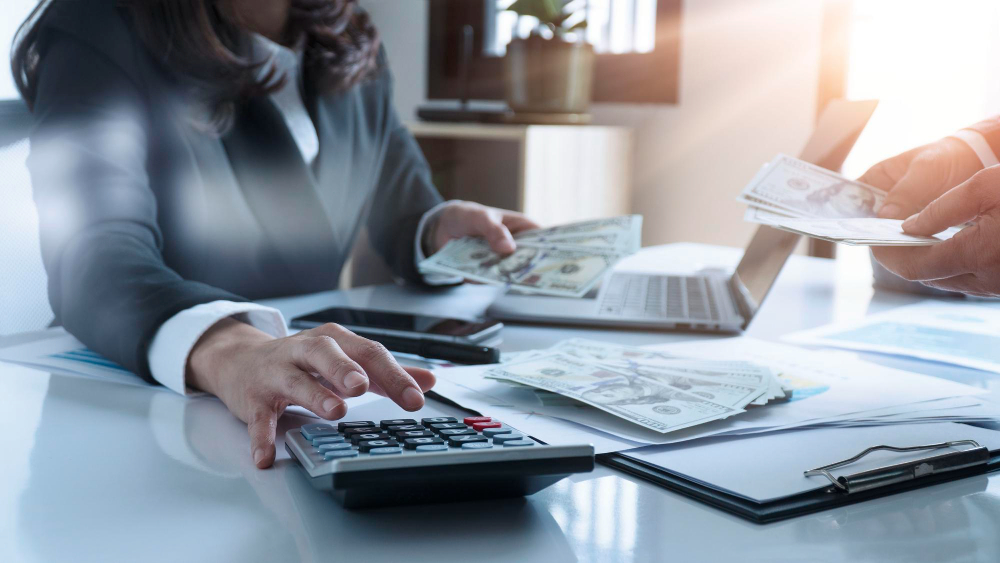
[858,137,983,220]
[872,165,1000,296]
[425,201,541,255]
[188,319,435,469]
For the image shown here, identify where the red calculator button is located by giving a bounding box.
[464,416,492,425]
[472,421,502,432]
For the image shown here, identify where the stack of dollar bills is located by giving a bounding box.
[740,154,961,246]
[417,215,642,298]
[486,339,788,434]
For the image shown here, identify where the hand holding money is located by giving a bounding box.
[740,155,963,246]
[419,215,643,297]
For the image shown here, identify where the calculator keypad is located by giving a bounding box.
[298,416,539,460]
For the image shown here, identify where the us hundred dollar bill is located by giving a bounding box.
[484,354,742,433]
[418,238,619,298]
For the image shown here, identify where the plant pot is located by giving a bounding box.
[504,36,595,114]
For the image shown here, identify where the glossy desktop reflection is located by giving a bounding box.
[5,359,1000,562]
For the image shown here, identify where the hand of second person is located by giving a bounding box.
[873,165,1000,296]
[858,137,983,220]
[426,201,540,255]
[188,319,436,469]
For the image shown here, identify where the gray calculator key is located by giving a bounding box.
[502,439,535,447]
[323,450,360,460]
[301,424,339,440]
[369,447,403,455]
[491,433,524,443]
[483,427,513,437]
[461,442,493,450]
[415,444,449,453]
[318,443,353,452]
[312,436,346,446]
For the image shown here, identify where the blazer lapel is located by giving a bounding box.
[223,96,341,288]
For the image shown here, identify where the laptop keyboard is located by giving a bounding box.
[598,274,722,321]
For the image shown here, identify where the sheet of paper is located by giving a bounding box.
[622,422,1000,503]
[0,330,148,387]
[631,337,986,440]
[784,301,1000,374]
[430,337,989,452]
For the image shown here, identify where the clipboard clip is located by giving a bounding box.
[804,440,990,494]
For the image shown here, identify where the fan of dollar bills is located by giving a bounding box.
[418,215,642,298]
[486,339,788,434]
[740,154,962,246]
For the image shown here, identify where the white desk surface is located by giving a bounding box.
[4,243,1000,563]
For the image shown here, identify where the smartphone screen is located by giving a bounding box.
[292,307,502,340]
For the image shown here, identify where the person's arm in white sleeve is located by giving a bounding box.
[414,200,464,286]
[148,301,287,395]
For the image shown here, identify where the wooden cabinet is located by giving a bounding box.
[407,122,633,226]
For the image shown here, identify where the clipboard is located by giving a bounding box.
[599,440,1000,524]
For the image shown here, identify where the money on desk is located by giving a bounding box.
[739,155,962,246]
[489,339,786,433]
[418,215,642,297]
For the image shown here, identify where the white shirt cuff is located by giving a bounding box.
[415,200,464,286]
[951,129,1000,168]
[148,300,288,396]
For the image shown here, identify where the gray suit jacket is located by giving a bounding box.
[28,1,443,381]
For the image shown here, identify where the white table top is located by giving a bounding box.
[3,243,999,563]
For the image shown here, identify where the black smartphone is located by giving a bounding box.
[290,307,503,343]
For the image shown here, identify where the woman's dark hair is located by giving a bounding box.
[11,0,380,131]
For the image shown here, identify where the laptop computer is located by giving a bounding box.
[487,99,879,332]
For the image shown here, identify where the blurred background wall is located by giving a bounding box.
[361,0,1000,249]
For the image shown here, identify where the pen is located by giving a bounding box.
[352,331,500,365]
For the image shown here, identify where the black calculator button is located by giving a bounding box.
[350,432,390,445]
[338,421,376,432]
[343,427,381,437]
[429,422,468,433]
[395,430,435,439]
[446,434,488,447]
[439,428,476,437]
[403,437,445,449]
[379,419,417,430]
[421,417,457,425]
[359,439,400,453]
[387,424,423,433]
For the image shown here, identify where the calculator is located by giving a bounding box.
[285,416,595,508]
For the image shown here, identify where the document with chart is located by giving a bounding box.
[784,300,1000,374]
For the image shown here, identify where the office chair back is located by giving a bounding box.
[0,100,55,335]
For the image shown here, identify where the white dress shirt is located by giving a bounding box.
[148,35,457,395]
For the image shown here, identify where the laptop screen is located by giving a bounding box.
[729,99,879,327]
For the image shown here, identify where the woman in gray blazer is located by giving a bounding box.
[12,0,538,467]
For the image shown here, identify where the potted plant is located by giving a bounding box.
[503,0,594,115]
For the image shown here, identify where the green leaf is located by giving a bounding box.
[567,19,588,31]
[506,0,565,25]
